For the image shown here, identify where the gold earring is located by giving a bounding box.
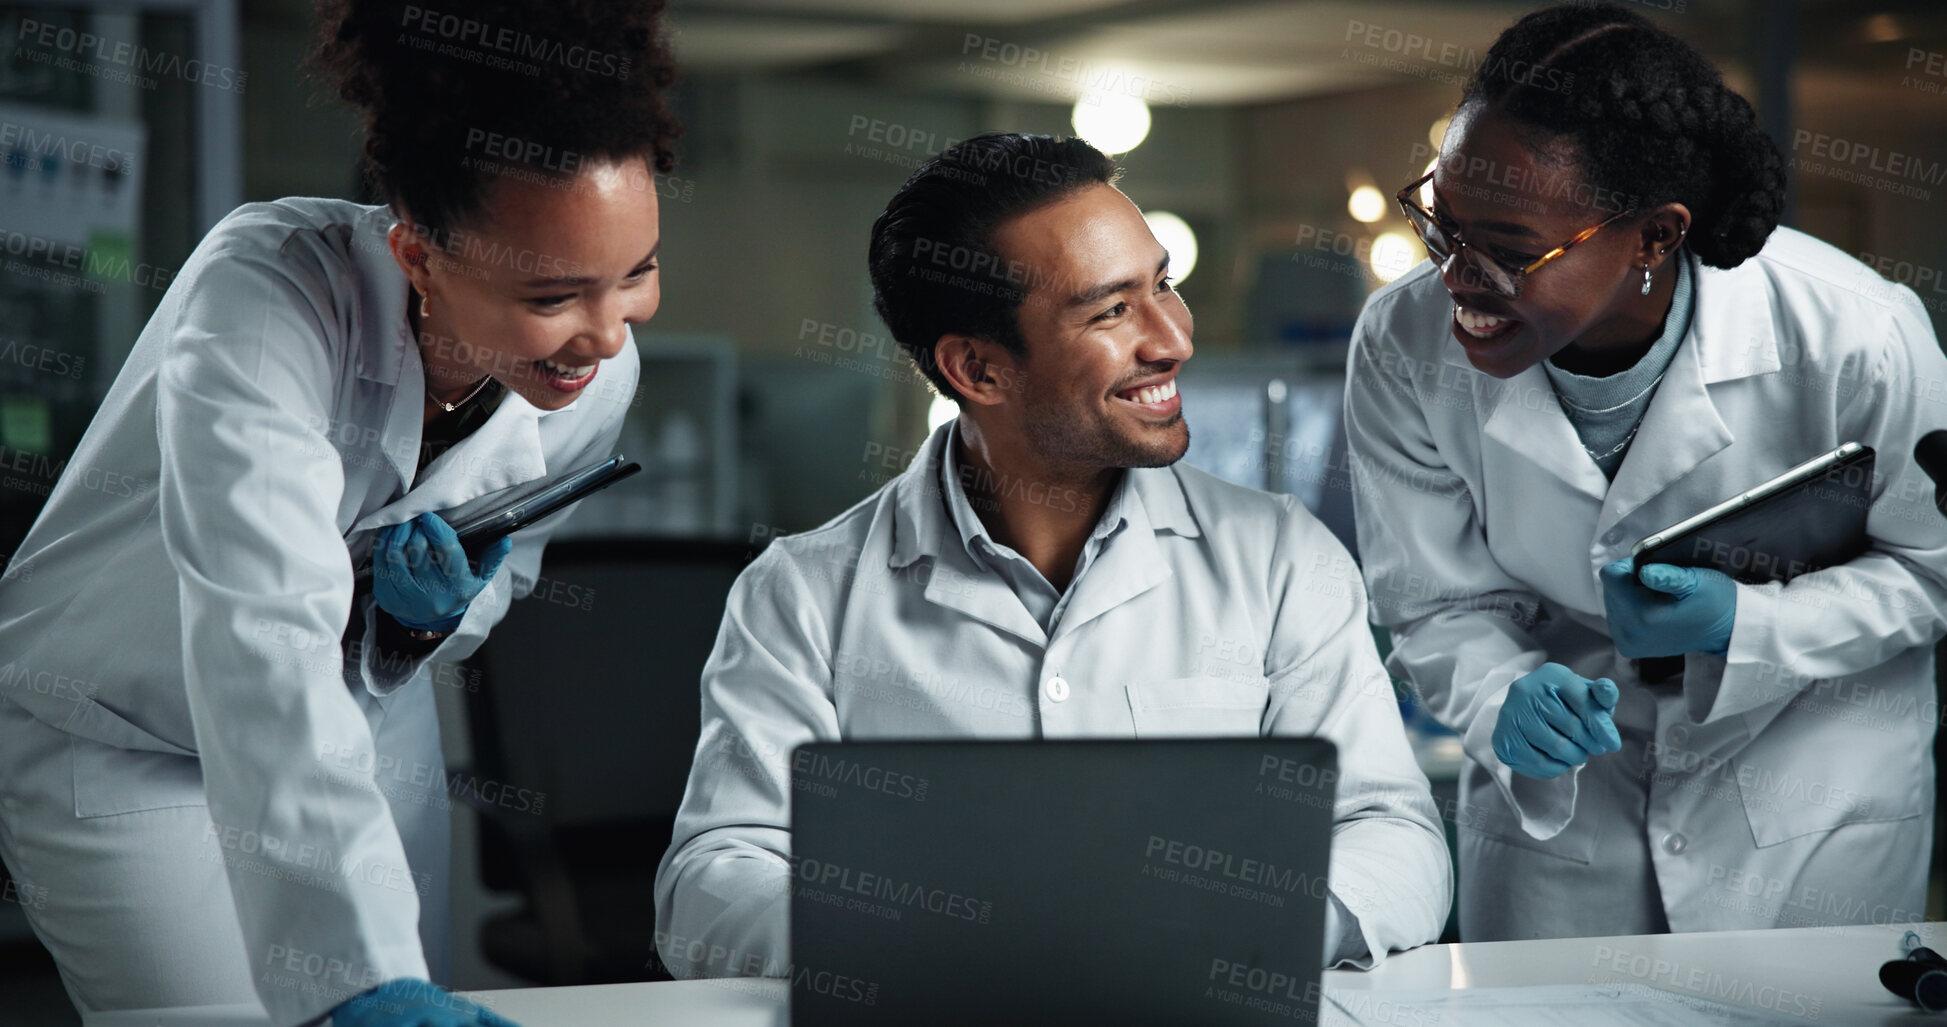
[408,251,432,320]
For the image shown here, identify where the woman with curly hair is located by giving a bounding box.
[0,2,678,1022]
[1347,2,1947,940]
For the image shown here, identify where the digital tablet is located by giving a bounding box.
[353,455,641,585]
[1630,443,1874,585]
[448,455,642,556]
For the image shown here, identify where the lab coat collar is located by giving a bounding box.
[348,206,425,488]
[1688,254,1780,385]
[890,421,1203,566]
[1448,252,1768,508]
[347,204,410,384]
[891,422,1045,645]
[888,420,1189,646]
[937,421,1162,557]
[1472,362,1609,501]
[1595,255,1766,533]
[1052,473,1173,639]
[372,324,425,490]
[934,420,1120,564]
[890,421,958,569]
[1591,321,1732,536]
[1132,462,1201,539]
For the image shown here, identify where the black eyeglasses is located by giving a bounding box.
[1395,170,1633,299]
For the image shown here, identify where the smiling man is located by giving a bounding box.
[653,132,1450,978]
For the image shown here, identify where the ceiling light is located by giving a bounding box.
[1143,210,1198,284]
[1369,231,1417,284]
[1348,185,1386,223]
[1072,94,1152,155]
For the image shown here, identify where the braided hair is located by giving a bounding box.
[305,0,681,245]
[1461,2,1785,269]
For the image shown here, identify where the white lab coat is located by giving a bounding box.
[1346,229,1947,940]
[0,198,637,1024]
[654,421,1452,978]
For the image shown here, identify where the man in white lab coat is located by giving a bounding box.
[654,133,1451,979]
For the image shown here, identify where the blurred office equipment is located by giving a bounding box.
[1177,354,1359,558]
[557,333,740,539]
[738,351,898,534]
[0,4,239,560]
[456,537,752,985]
[1245,249,1373,349]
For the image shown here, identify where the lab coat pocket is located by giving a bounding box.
[71,737,207,818]
[64,697,206,818]
[1732,687,1932,848]
[1734,748,1928,848]
[1126,676,1268,737]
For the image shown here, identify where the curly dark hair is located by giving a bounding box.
[869,133,1120,404]
[304,0,681,244]
[1461,1,1786,269]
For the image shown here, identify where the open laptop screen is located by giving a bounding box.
[789,738,1338,1027]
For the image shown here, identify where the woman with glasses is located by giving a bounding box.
[1347,1,1947,942]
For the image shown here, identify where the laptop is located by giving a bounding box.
[788,738,1339,1026]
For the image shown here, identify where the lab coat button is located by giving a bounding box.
[1044,676,1070,703]
[1662,832,1688,855]
[1602,529,1623,545]
[1667,725,1689,746]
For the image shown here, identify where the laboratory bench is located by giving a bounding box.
[87,921,1941,1025]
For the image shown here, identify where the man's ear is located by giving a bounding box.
[933,333,1023,407]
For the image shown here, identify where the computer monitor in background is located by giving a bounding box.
[1178,360,1359,560]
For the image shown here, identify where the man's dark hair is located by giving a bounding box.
[868,133,1120,404]
[1461,1,1785,269]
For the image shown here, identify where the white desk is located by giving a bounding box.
[1330,921,1933,1023]
[81,979,790,1027]
[87,923,1939,1025]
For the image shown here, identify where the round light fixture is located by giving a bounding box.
[1348,185,1386,224]
[1072,93,1152,155]
[1142,210,1199,285]
[1369,231,1418,284]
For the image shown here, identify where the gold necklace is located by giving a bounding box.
[411,288,491,413]
[426,374,492,413]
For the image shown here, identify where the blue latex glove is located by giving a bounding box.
[330,977,520,1027]
[1599,557,1737,659]
[371,512,512,632]
[1491,663,1622,780]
